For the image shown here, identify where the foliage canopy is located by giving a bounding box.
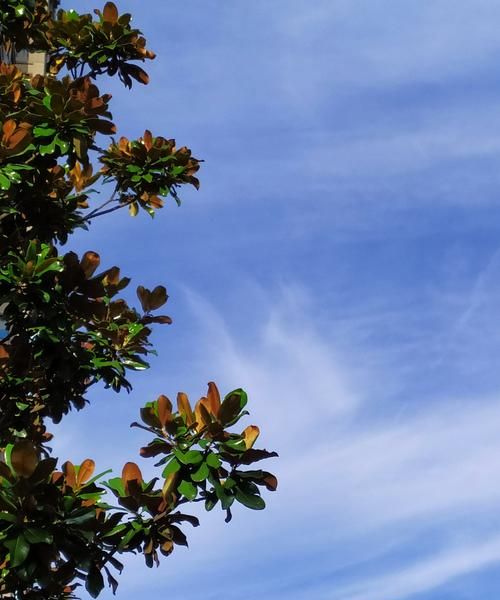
[0,2,277,598]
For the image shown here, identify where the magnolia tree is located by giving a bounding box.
[0,2,277,597]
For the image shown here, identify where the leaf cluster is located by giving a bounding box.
[0,242,170,445]
[100,130,201,216]
[46,2,155,86]
[0,2,277,598]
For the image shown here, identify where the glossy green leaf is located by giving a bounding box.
[0,173,11,190]
[175,450,203,465]
[235,488,266,510]
[5,534,30,567]
[191,462,209,482]
[162,458,181,477]
[177,480,197,501]
[206,453,221,469]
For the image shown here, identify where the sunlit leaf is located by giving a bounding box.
[77,459,95,486]
[177,392,195,426]
[122,462,143,494]
[191,462,209,482]
[178,480,197,501]
[162,472,178,501]
[157,394,173,426]
[206,381,221,415]
[243,425,260,449]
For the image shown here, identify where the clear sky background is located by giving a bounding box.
[50,1,500,599]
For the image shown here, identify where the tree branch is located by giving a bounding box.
[83,186,120,221]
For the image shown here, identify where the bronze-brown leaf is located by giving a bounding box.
[62,460,77,488]
[206,381,221,416]
[194,398,212,432]
[177,392,194,426]
[148,285,168,311]
[5,126,30,151]
[157,394,173,427]
[80,251,100,278]
[2,119,16,140]
[143,130,153,151]
[102,266,120,286]
[122,461,143,495]
[103,1,119,23]
[243,425,260,449]
[262,472,278,491]
[126,64,150,85]
[11,441,39,478]
[77,458,95,486]
[136,285,150,312]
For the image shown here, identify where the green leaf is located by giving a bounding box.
[219,389,248,426]
[118,525,139,550]
[224,437,247,452]
[175,450,203,465]
[42,95,52,111]
[4,444,14,471]
[122,357,149,370]
[204,495,217,511]
[191,462,209,482]
[34,257,62,276]
[0,173,11,190]
[206,453,221,469]
[0,512,16,523]
[39,139,56,156]
[235,488,266,510]
[33,126,57,137]
[65,510,96,526]
[86,565,105,599]
[50,94,64,115]
[55,136,70,153]
[24,528,53,544]
[5,534,30,567]
[177,480,197,501]
[161,458,181,477]
[105,477,125,496]
[80,468,113,488]
[102,523,127,539]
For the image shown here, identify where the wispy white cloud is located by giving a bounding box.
[184,284,361,442]
[164,283,500,600]
[60,278,500,600]
[62,3,500,599]
[333,535,500,600]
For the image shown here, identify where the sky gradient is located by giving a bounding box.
[50,2,500,599]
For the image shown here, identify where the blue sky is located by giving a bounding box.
[48,1,500,598]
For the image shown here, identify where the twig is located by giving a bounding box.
[83,186,119,221]
[85,198,135,221]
